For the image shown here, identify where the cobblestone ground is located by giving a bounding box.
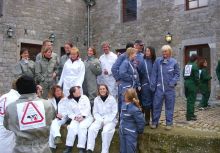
[159,97,220,133]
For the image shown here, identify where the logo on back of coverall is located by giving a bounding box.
[0,97,6,115]
[17,101,46,130]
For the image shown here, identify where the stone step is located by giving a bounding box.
[55,125,220,153]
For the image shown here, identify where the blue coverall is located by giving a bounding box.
[119,102,145,153]
[139,58,154,109]
[150,57,180,126]
[118,58,140,113]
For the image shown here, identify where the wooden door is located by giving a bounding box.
[21,43,42,61]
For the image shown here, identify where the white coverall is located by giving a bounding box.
[98,52,118,97]
[49,97,68,148]
[58,58,85,97]
[87,95,118,153]
[65,95,93,148]
[0,89,20,153]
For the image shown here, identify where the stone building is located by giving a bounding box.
[90,0,220,99]
[0,0,219,99]
[0,0,88,94]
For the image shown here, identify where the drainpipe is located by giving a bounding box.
[84,0,96,48]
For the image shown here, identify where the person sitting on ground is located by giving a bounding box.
[63,86,93,153]
[48,85,68,152]
[86,84,118,153]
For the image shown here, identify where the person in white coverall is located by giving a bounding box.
[63,86,93,153]
[87,84,118,153]
[58,47,85,97]
[48,85,68,152]
[0,89,20,153]
[98,42,118,98]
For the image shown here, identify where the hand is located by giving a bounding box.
[137,86,141,91]
[36,85,43,97]
[52,72,56,79]
[56,113,63,119]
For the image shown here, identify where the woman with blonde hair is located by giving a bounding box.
[150,45,180,130]
[58,47,85,97]
[119,88,145,153]
[118,47,140,114]
[35,47,59,99]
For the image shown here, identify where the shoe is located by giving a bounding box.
[186,116,197,121]
[50,147,56,153]
[78,148,85,153]
[87,149,93,153]
[54,136,62,145]
[199,107,205,111]
[63,146,73,153]
[150,124,157,129]
[165,125,172,130]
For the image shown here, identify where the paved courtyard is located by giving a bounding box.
[159,97,220,133]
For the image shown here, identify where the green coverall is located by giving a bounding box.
[216,60,220,82]
[199,68,212,107]
[183,62,199,120]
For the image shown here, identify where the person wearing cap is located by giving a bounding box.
[3,75,55,153]
[183,54,199,121]
[150,45,180,130]
[134,40,144,72]
[0,86,20,153]
[98,41,118,98]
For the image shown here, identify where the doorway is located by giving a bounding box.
[21,43,42,61]
[184,44,211,91]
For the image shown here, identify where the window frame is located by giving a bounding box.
[185,0,208,10]
[122,0,137,23]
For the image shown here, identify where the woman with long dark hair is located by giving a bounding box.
[139,46,156,125]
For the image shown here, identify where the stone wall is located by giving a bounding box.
[0,0,87,94]
[90,0,220,98]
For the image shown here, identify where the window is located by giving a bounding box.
[186,0,208,10]
[122,0,137,22]
[0,0,3,17]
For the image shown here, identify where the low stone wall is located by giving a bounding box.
[56,126,220,153]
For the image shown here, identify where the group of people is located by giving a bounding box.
[0,38,214,153]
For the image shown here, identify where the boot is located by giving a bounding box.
[78,148,85,153]
[63,146,73,153]
[50,147,56,153]
[144,108,151,126]
[54,136,63,145]
[87,149,93,153]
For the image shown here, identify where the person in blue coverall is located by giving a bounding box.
[112,42,133,114]
[119,88,145,153]
[150,45,180,130]
[118,47,140,114]
[139,46,156,125]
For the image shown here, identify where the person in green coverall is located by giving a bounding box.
[198,58,212,109]
[183,54,199,121]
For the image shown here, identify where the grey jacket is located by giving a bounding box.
[13,60,35,78]
[4,93,55,153]
[83,57,102,104]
